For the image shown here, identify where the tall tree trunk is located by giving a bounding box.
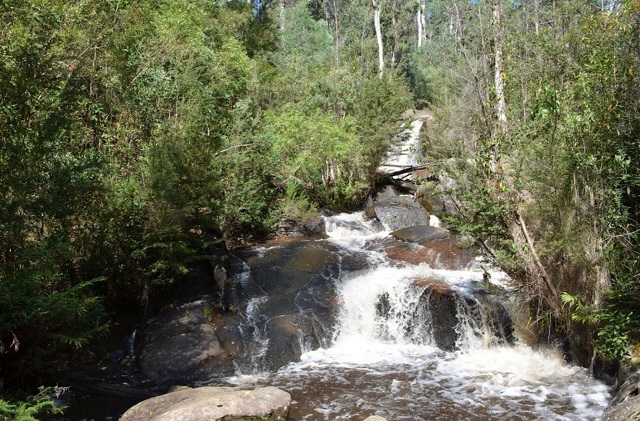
[390,0,397,68]
[372,0,384,75]
[417,3,426,48]
[493,0,507,137]
[279,0,286,32]
[332,0,341,69]
[534,0,540,36]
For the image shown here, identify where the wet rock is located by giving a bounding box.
[240,244,337,318]
[228,241,343,371]
[391,225,450,245]
[137,304,234,386]
[603,395,640,421]
[120,386,291,421]
[369,186,430,231]
[458,292,515,347]
[209,308,243,358]
[213,265,227,297]
[376,292,392,320]
[385,237,479,270]
[263,314,305,371]
[414,279,459,351]
[603,372,640,421]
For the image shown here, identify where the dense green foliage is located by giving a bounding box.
[0,0,410,409]
[0,387,64,421]
[416,0,640,365]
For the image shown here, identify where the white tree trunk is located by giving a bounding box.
[372,0,384,75]
[332,0,340,69]
[493,0,507,136]
[279,0,285,32]
[417,3,426,48]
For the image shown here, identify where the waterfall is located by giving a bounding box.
[221,212,610,420]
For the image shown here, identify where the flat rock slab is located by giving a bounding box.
[120,386,291,421]
[384,238,478,270]
[391,225,450,245]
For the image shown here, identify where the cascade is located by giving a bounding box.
[217,212,610,420]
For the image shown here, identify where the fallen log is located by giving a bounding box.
[376,164,431,178]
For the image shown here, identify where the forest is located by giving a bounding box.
[1,0,639,417]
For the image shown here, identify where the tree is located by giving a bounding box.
[372,0,385,74]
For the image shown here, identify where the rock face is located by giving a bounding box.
[137,303,234,386]
[135,237,371,386]
[603,395,640,421]
[231,242,348,372]
[120,386,291,421]
[603,372,640,421]
[414,279,459,351]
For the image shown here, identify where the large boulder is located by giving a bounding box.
[276,216,326,239]
[120,386,291,421]
[137,303,234,386]
[367,186,430,231]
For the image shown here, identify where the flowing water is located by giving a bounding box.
[210,212,610,421]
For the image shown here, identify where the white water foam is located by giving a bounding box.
[223,212,611,420]
[323,212,388,247]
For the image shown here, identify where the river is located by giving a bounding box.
[201,212,611,420]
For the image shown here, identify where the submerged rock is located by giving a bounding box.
[120,386,291,421]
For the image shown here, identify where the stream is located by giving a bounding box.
[199,212,610,420]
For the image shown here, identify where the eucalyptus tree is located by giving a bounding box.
[372,0,385,73]
[418,0,640,365]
